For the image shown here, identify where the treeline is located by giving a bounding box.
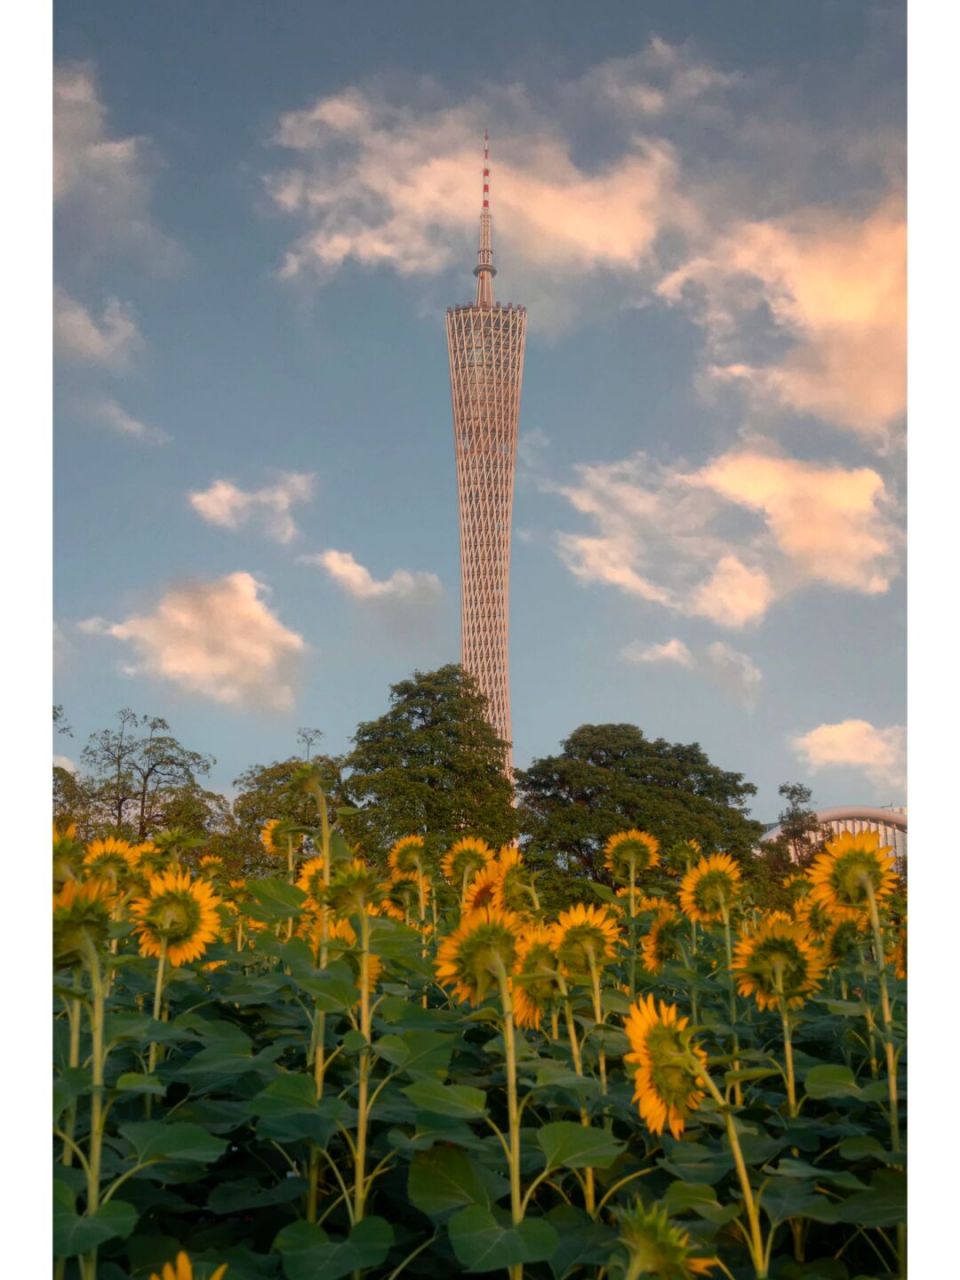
[53,664,817,909]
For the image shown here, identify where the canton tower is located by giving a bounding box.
[446,133,527,769]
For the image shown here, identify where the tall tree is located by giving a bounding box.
[79,709,215,840]
[517,723,764,904]
[342,665,519,862]
[771,781,825,869]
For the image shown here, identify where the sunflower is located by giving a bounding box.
[553,903,622,975]
[259,819,286,856]
[149,1251,227,1280]
[641,908,685,976]
[130,870,222,966]
[493,846,536,913]
[134,843,172,876]
[324,917,383,992]
[887,918,906,980]
[375,878,415,922]
[464,861,504,912]
[794,896,843,940]
[83,837,140,887]
[613,1198,717,1279]
[440,836,495,887]
[512,925,563,1030]
[604,829,660,880]
[679,853,742,925]
[435,907,522,1005]
[732,915,825,1012]
[325,858,383,916]
[807,831,898,914]
[663,838,703,875]
[296,856,327,908]
[387,834,426,878]
[821,913,868,968]
[624,995,707,1139]
[618,892,676,915]
[53,822,84,889]
[53,878,113,968]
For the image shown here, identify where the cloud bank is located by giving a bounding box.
[622,635,762,707]
[189,474,315,544]
[306,549,442,603]
[792,718,906,793]
[80,572,305,710]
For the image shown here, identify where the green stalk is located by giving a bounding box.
[80,936,107,1280]
[562,993,595,1214]
[697,1064,767,1278]
[145,938,167,1119]
[61,983,83,1168]
[353,907,373,1222]
[855,943,879,1077]
[721,904,743,1106]
[494,959,524,1280]
[586,948,607,1095]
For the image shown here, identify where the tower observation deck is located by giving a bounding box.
[446,133,527,769]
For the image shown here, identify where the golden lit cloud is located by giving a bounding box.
[792,719,905,792]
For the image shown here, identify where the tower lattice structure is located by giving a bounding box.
[446,133,527,769]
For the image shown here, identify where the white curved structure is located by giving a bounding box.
[762,805,907,868]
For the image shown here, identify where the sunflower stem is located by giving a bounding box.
[353,907,373,1223]
[721,905,743,1106]
[494,959,525,1280]
[587,948,608,1095]
[61,984,83,1168]
[697,1064,767,1278]
[80,935,107,1280]
[855,943,880,1077]
[563,995,595,1214]
[145,937,167,1120]
[865,884,901,1156]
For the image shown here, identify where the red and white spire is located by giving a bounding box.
[474,129,496,307]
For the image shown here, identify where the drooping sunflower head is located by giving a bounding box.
[621,892,677,916]
[624,994,707,1139]
[53,822,85,889]
[435,907,522,1005]
[197,854,225,881]
[807,831,898,913]
[494,846,534,913]
[679,853,742,925]
[553,903,622,974]
[662,837,703,875]
[794,896,842,940]
[133,843,171,876]
[612,1198,717,1279]
[130,870,223,966]
[463,861,504,913]
[376,877,417,922]
[640,908,684,976]
[821,914,868,967]
[296,856,327,908]
[259,819,287,856]
[441,836,495,887]
[604,829,661,880]
[83,837,140,887]
[387,834,426,878]
[512,924,563,1029]
[325,858,383,917]
[148,1249,228,1280]
[732,915,825,1011]
[783,873,812,904]
[54,878,113,968]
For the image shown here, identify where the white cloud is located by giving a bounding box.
[54,62,177,266]
[792,719,906,793]
[621,638,694,666]
[54,288,142,368]
[81,572,305,710]
[189,474,315,544]
[266,50,699,299]
[657,197,905,439]
[53,755,77,774]
[305,549,442,602]
[621,635,761,707]
[88,397,169,445]
[555,446,901,628]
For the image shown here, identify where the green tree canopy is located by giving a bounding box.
[341,664,519,863]
[516,723,764,905]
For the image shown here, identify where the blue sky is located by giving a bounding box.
[52,0,906,819]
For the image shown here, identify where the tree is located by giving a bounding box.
[296,728,324,762]
[341,665,519,862]
[516,723,764,906]
[774,781,825,868]
[79,709,215,840]
[229,755,343,873]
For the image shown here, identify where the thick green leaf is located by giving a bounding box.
[115,1072,165,1096]
[408,1146,509,1217]
[118,1121,228,1164]
[536,1121,624,1171]
[275,1216,394,1280]
[448,1207,558,1271]
[376,1029,456,1079]
[804,1064,862,1100]
[54,1200,138,1257]
[208,1176,309,1213]
[831,1170,906,1227]
[545,1205,618,1279]
[403,1080,487,1118]
[249,1073,317,1117]
[838,1135,898,1165]
[663,1181,740,1224]
[244,877,308,922]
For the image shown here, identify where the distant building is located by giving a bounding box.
[446,133,527,770]
[761,805,908,872]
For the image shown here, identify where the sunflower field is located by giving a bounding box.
[53,773,906,1280]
